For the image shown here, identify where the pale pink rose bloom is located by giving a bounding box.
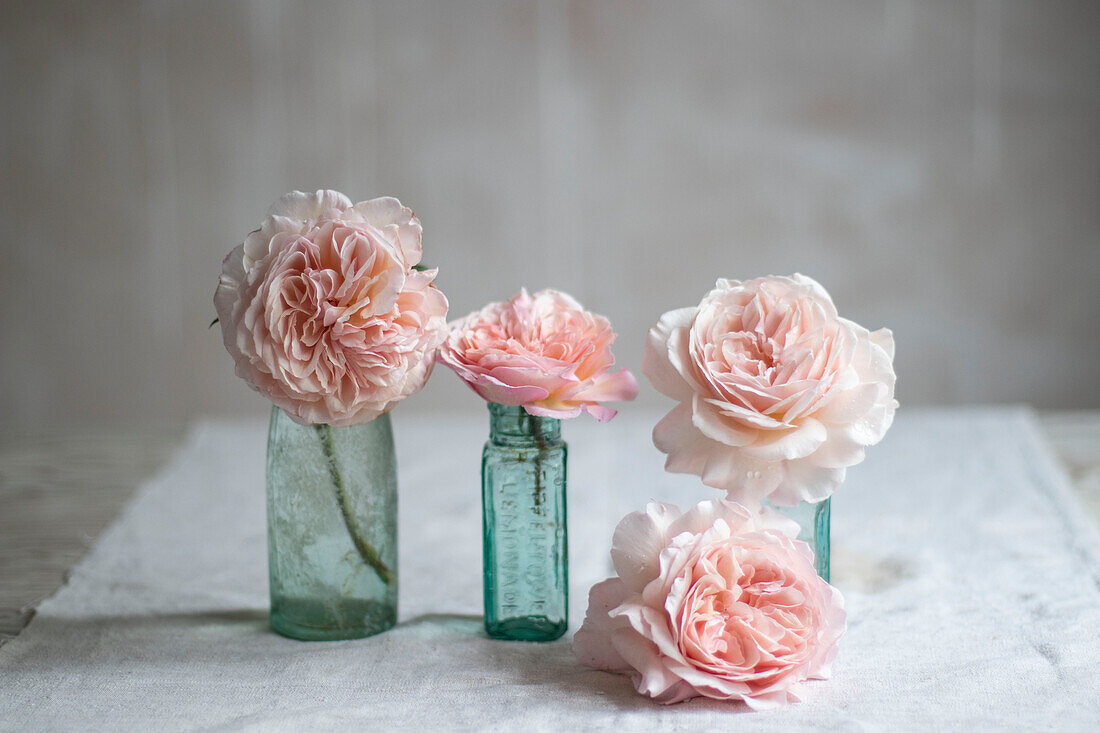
[214,190,449,427]
[438,289,639,421]
[643,274,897,506]
[574,499,846,710]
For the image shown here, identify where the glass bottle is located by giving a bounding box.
[765,498,831,582]
[265,406,398,641]
[481,403,568,641]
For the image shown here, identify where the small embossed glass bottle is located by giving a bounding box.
[481,403,568,641]
[765,498,831,582]
[266,406,398,641]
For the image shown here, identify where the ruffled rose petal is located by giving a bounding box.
[642,307,698,402]
[654,404,784,499]
[740,418,828,462]
[573,368,640,405]
[582,404,619,423]
[769,462,847,506]
[352,197,423,267]
[573,579,632,672]
[691,395,757,447]
[463,373,550,406]
[611,502,682,592]
[523,402,584,420]
[668,499,752,539]
[870,327,895,360]
[269,189,353,220]
[611,628,694,702]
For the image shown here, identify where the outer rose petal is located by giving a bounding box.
[214,244,247,361]
[846,397,896,447]
[269,189,353,220]
[870,327,895,360]
[486,364,581,397]
[611,502,683,593]
[814,382,881,425]
[582,404,619,423]
[751,503,805,539]
[573,368,640,404]
[690,395,757,447]
[768,460,846,506]
[654,404,783,500]
[609,601,685,674]
[572,579,632,672]
[523,403,584,420]
[667,498,754,538]
[352,197,423,266]
[451,365,551,406]
[611,627,698,704]
[642,307,697,402]
[789,272,840,317]
[810,430,867,470]
[740,418,828,462]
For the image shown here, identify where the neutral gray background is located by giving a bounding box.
[2,0,1098,429]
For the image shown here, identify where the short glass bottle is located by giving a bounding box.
[764,497,831,582]
[481,403,568,641]
[265,406,398,641]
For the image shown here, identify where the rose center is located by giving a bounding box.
[719,331,778,378]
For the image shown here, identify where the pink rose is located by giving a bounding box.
[438,288,638,421]
[214,190,448,427]
[643,274,897,505]
[574,499,846,709]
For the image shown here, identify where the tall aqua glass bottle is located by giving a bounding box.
[481,403,568,641]
[765,498,831,582]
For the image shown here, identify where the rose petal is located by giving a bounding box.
[691,395,757,447]
[268,189,353,220]
[573,579,632,672]
[739,418,827,462]
[769,461,846,506]
[611,502,683,592]
[642,307,697,401]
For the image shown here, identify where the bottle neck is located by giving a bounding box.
[487,403,562,447]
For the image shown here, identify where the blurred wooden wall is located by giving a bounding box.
[2,0,1098,427]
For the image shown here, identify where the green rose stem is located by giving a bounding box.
[531,413,547,509]
[314,423,393,585]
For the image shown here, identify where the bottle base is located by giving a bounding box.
[485,615,567,642]
[270,597,396,641]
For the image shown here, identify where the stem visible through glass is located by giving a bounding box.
[314,423,392,585]
[531,413,547,509]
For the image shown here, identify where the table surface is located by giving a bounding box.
[1,409,1098,646]
[2,408,1099,732]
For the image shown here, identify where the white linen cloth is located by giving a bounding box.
[2,408,1099,731]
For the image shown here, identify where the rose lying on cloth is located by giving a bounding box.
[214,190,448,427]
[643,274,896,506]
[438,288,638,421]
[574,499,845,709]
